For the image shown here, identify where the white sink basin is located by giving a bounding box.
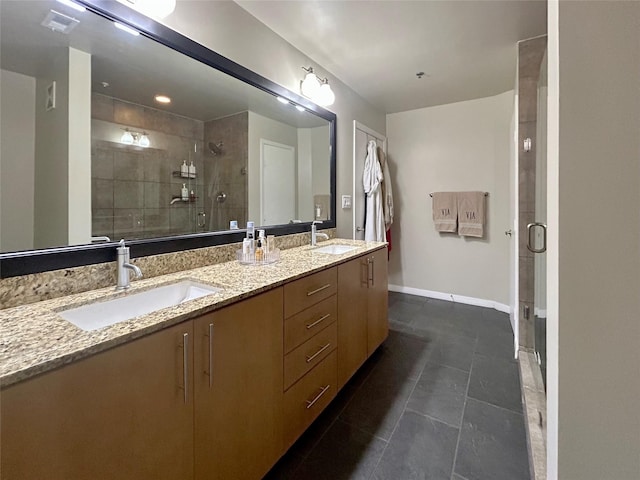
[313,244,359,255]
[60,280,222,331]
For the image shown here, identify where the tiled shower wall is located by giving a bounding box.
[203,112,248,231]
[91,93,205,240]
[518,37,547,349]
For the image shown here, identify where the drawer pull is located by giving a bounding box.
[306,283,331,296]
[305,384,331,409]
[306,342,331,363]
[306,313,331,330]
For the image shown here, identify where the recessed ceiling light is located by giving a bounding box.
[295,105,305,112]
[114,22,139,36]
[154,94,171,104]
[56,0,86,12]
[276,96,290,105]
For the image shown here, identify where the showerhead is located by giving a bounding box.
[208,141,223,156]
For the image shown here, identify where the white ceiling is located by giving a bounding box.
[235,0,547,114]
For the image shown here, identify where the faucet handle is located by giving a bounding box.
[312,220,323,226]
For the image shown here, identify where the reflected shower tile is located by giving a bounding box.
[92,209,114,238]
[113,208,144,237]
[92,178,114,209]
[144,208,170,236]
[91,146,114,179]
[113,100,144,128]
[170,206,193,234]
[114,150,144,181]
[144,182,172,209]
[114,180,144,209]
[91,93,114,122]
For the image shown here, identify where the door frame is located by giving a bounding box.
[260,138,296,225]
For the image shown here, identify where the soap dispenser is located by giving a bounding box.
[188,161,196,178]
[181,183,189,201]
[180,160,188,178]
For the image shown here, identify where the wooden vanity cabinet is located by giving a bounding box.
[193,288,284,480]
[337,247,389,389]
[0,321,195,480]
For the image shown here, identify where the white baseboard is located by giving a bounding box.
[388,284,510,314]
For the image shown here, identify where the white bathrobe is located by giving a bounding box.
[363,140,385,242]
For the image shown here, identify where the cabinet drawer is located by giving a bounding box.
[284,267,337,318]
[284,295,337,354]
[283,350,337,450]
[284,322,337,390]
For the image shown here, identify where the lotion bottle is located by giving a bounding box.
[189,161,196,178]
[180,160,188,178]
[181,183,188,201]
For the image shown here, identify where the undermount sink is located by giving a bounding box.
[313,244,359,255]
[60,280,222,331]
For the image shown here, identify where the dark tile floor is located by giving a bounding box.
[265,292,530,480]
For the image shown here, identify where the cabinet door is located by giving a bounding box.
[337,256,368,389]
[1,322,195,480]
[367,248,389,354]
[194,288,284,480]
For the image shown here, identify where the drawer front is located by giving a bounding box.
[284,322,337,390]
[284,295,337,354]
[284,267,337,318]
[283,350,337,450]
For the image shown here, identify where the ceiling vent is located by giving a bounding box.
[41,10,80,34]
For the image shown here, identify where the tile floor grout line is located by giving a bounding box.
[450,354,473,480]
[403,406,463,431]
[464,395,526,416]
[366,363,424,479]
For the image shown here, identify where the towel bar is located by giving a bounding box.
[429,192,488,197]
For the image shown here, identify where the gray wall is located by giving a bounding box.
[547,1,640,478]
[161,1,386,237]
[386,91,513,307]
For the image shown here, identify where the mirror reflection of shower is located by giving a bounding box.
[208,141,224,156]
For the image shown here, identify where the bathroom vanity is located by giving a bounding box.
[0,240,388,480]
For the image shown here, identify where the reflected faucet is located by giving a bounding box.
[116,239,143,290]
[311,221,329,246]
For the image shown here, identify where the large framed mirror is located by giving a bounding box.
[0,0,336,277]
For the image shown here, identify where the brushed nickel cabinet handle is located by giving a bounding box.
[370,257,375,287]
[306,313,331,330]
[305,343,331,363]
[306,283,331,296]
[305,384,331,409]
[208,323,214,388]
[182,332,189,404]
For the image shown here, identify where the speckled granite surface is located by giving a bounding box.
[0,229,335,309]
[0,238,384,388]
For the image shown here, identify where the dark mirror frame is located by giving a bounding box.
[0,0,337,278]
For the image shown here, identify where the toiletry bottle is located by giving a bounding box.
[246,221,255,252]
[242,238,251,257]
[254,238,264,262]
[181,183,188,201]
[181,160,188,178]
[230,220,238,230]
[190,190,196,202]
[189,161,196,178]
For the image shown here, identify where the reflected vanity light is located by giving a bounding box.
[154,94,171,104]
[276,96,290,104]
[300,66,335,107]
[295,105,305,112]
[121,128,150,147]
[55,0,86,12]
[114,21,139,36]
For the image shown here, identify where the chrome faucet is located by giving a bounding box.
[116,239,143,290]
[311,221,329,246]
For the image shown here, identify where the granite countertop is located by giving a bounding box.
[0,239,386,388]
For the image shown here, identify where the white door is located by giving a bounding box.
[261,140,296,225]
[353,121,386,240]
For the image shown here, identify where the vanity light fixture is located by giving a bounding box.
[121,128,150,147]
[114,21,140,36]
[154,94,171,104]
[55,0,86,13]
[300,66,335,107]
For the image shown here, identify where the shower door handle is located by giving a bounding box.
[526,223,547,253]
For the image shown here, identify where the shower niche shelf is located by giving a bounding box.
[170,196,198,205]
[172,171,197,179]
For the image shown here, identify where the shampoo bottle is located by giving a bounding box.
[181,183,188,201]
[181,160,188,178]
[189,161,196,178]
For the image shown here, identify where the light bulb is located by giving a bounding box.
[121,129,134,145]
[317,82,335,107]
[138,134,150,148]
[301,71,321,99]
